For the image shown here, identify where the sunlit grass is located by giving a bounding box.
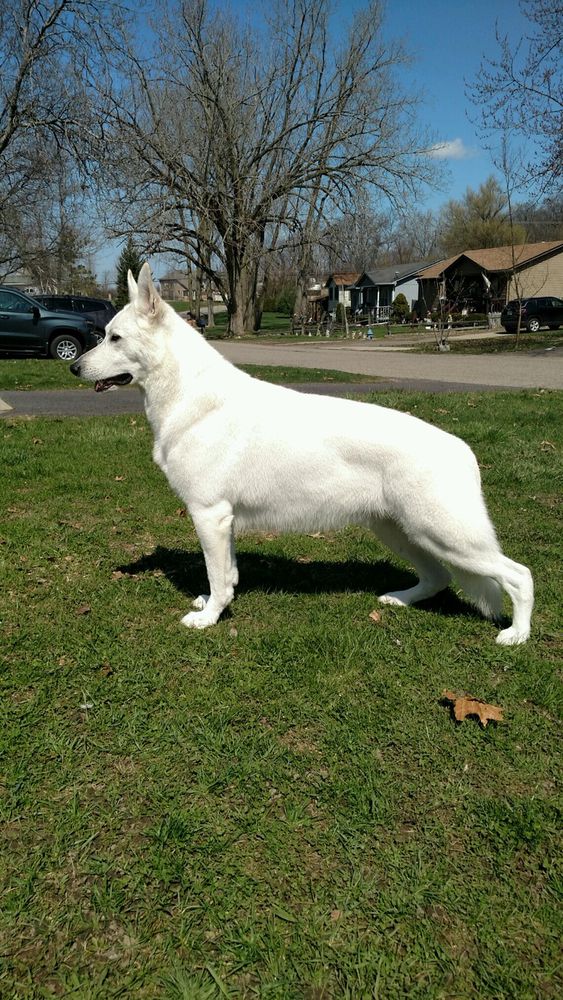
[1,390,561,998]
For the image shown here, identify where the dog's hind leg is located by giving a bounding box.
[449,553,533,645]
[182,505,236,629]
[373,519,451,606]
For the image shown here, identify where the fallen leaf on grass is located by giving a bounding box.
[100,663,113,677]
[442,689,503,727]
[75,604,91,616]
[369,610,382,623]
[540,440,556,452]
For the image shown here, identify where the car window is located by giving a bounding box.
[0,290,34,312]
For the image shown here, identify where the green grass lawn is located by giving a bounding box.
[412,332,563,354]
[1,391,561,998]
[0,360,376,392]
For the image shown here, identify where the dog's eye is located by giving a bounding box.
[110,334,122,343]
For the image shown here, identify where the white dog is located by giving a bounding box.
[71,264,533,644]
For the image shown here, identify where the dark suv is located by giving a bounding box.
[501,296,563,333]
[32,294,117,337]
[0,287,99,360]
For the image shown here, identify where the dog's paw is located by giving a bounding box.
[181,609,218,629]
[192,594,210,610]
[378,592,408,607]
[496,625,530,646]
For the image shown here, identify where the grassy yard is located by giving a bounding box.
[1,390,561,998]
[0,360,376,392]
[412,332,563,354]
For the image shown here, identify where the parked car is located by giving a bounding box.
[501,296,563,333]
[0,287,99,360]
[32,294,117,337]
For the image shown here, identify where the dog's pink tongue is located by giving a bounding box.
[95,380,106,392]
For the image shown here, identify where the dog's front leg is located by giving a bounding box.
[182,506,236,629]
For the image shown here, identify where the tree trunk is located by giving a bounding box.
[227,261,255,337]
[206,292,215,329]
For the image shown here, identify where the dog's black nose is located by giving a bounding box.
[70,361,81,376]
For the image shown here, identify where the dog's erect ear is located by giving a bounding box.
[136,262,162,322]
[127,269,138,302]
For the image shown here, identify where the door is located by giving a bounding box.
[0,290,43,352]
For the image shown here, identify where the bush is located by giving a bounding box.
[336,302,347,324]
[263,287,296,315]
[391,292,409,322]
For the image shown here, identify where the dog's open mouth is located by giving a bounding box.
[95,374,133,392]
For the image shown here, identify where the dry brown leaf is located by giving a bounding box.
[540,440,556,452]
[100,663,113,677]
[75,604,91,616]
[442,689,503,727]
[369,610,382,623]
[330,909,342,922]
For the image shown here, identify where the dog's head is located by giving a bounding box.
[70,262,166,391]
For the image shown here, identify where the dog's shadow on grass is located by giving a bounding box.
[117,545,485,621]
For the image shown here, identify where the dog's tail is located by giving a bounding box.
[452,568,503,620]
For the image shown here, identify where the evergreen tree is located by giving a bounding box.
[115,238,145,307]
[391,292,409,322]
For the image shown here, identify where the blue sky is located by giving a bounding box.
[96,0,532,277]
[380,0,531,208]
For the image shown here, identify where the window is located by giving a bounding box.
[0,290,33,313]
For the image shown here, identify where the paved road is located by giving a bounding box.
[0,339,561,416]
[216,339,563,390]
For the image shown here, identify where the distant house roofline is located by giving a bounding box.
[416,241,563,279]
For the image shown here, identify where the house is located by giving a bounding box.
[416,241,563,315]
[352,261,434,321]
[325,272,361,315]
[0,269,40,295]
[159,270,197,301]
[159,269,224,304]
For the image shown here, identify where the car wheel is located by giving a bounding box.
[526,317,541,333]
[50,334,83,361]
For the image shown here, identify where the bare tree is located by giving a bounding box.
[469,0,563,193]
[0,0,126,276]
[99,0,437,335]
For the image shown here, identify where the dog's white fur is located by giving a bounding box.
[74,263,533,644]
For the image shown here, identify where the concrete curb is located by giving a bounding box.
[0,395,13,412]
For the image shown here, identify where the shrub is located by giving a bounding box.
[391,292,409,322]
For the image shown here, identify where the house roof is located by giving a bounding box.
[416,241,563,279]
[357,260,434,286]
[326,272,361,287]
[160,269,191,283]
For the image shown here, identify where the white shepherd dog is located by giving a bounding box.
[71,264,533,644]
